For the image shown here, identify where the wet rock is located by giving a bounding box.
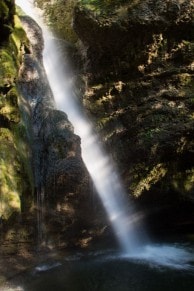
[17,13,108,250]
[0,5,33,221]
[73,0,194,79]
[73,0,194,218]
[0,0,15,42]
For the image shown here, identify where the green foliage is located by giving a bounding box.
[0,0,15,41]
[0,15,28,88]
[12,15,29,47]
[0,10,33,219]
[0,128,21,219]
[80,0,129,6]
[0,1,9,20]
[35,0,78,43]
[79,0,130,14]
[0,47,17,87]
[12,121,34,192]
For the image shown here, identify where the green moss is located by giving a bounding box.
[79,0,130,15]
[16,5,26,17]
[0,0,15,41]
[12,15,30,54]
[35,0,78,43]
[0,121,34,219]
[12,121,34,192]
[0,11,33,220]
[0,128,21,219]
[7,86,18,105]
[0,15,29,87]
[0,87,20,123]
[0,47,17,87]
[0,1,9,20]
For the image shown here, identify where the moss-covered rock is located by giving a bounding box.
[0,127,26,219]
[73,0,194,211]
[31,0,194,233]
[35,0,78,43]
[0,0,15,41]
[15,13,108,250]
[0,6,33,221]
[74,0,194,79]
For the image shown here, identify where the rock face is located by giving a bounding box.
[0,2,33,221]
[0,1,35,257]
[73,0,194,231]
[0,2,113,256]
[18,15,106,249]
[1,0,193,254]
[74,0,194,79]
[0,0,15,40]
[35,0,78,43]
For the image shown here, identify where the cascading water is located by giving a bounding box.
[15,0,194,271]
[16,0,145,254]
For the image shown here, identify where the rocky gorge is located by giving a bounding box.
[0,0,194,281]
[72,0,194,234]
[35,0,194,233]
[0,1,108,276]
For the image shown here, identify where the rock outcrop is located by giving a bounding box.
[1,0,193,254]
[73,0,194,232]
[31,0,194,234]
[0,1,33,222]
[0,1,108,255]
[0,0,15,40]
[0,1,36,259]
[18,14,107,249]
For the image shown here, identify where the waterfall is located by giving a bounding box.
[16,0,146,254]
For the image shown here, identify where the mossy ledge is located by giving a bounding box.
[0,5,33,222]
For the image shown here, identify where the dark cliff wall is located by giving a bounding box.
[1,0,193,251]
[73,0,194,232]
[73,0,194,199]
[33,0,194,233]
[0,1,108,253]
[17,13,108,249]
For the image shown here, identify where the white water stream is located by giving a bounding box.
[16,0,194,269]
[16,0,144,254]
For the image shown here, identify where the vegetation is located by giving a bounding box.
[34,0,133,41]
[35,0,78,43]
[0,8,33,220]
[79,0,130,14]
[0,0,15,40]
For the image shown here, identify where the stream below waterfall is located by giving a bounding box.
[2,237,194,291]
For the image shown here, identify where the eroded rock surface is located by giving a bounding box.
[18,15,108,249]
[73,0,194,232]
